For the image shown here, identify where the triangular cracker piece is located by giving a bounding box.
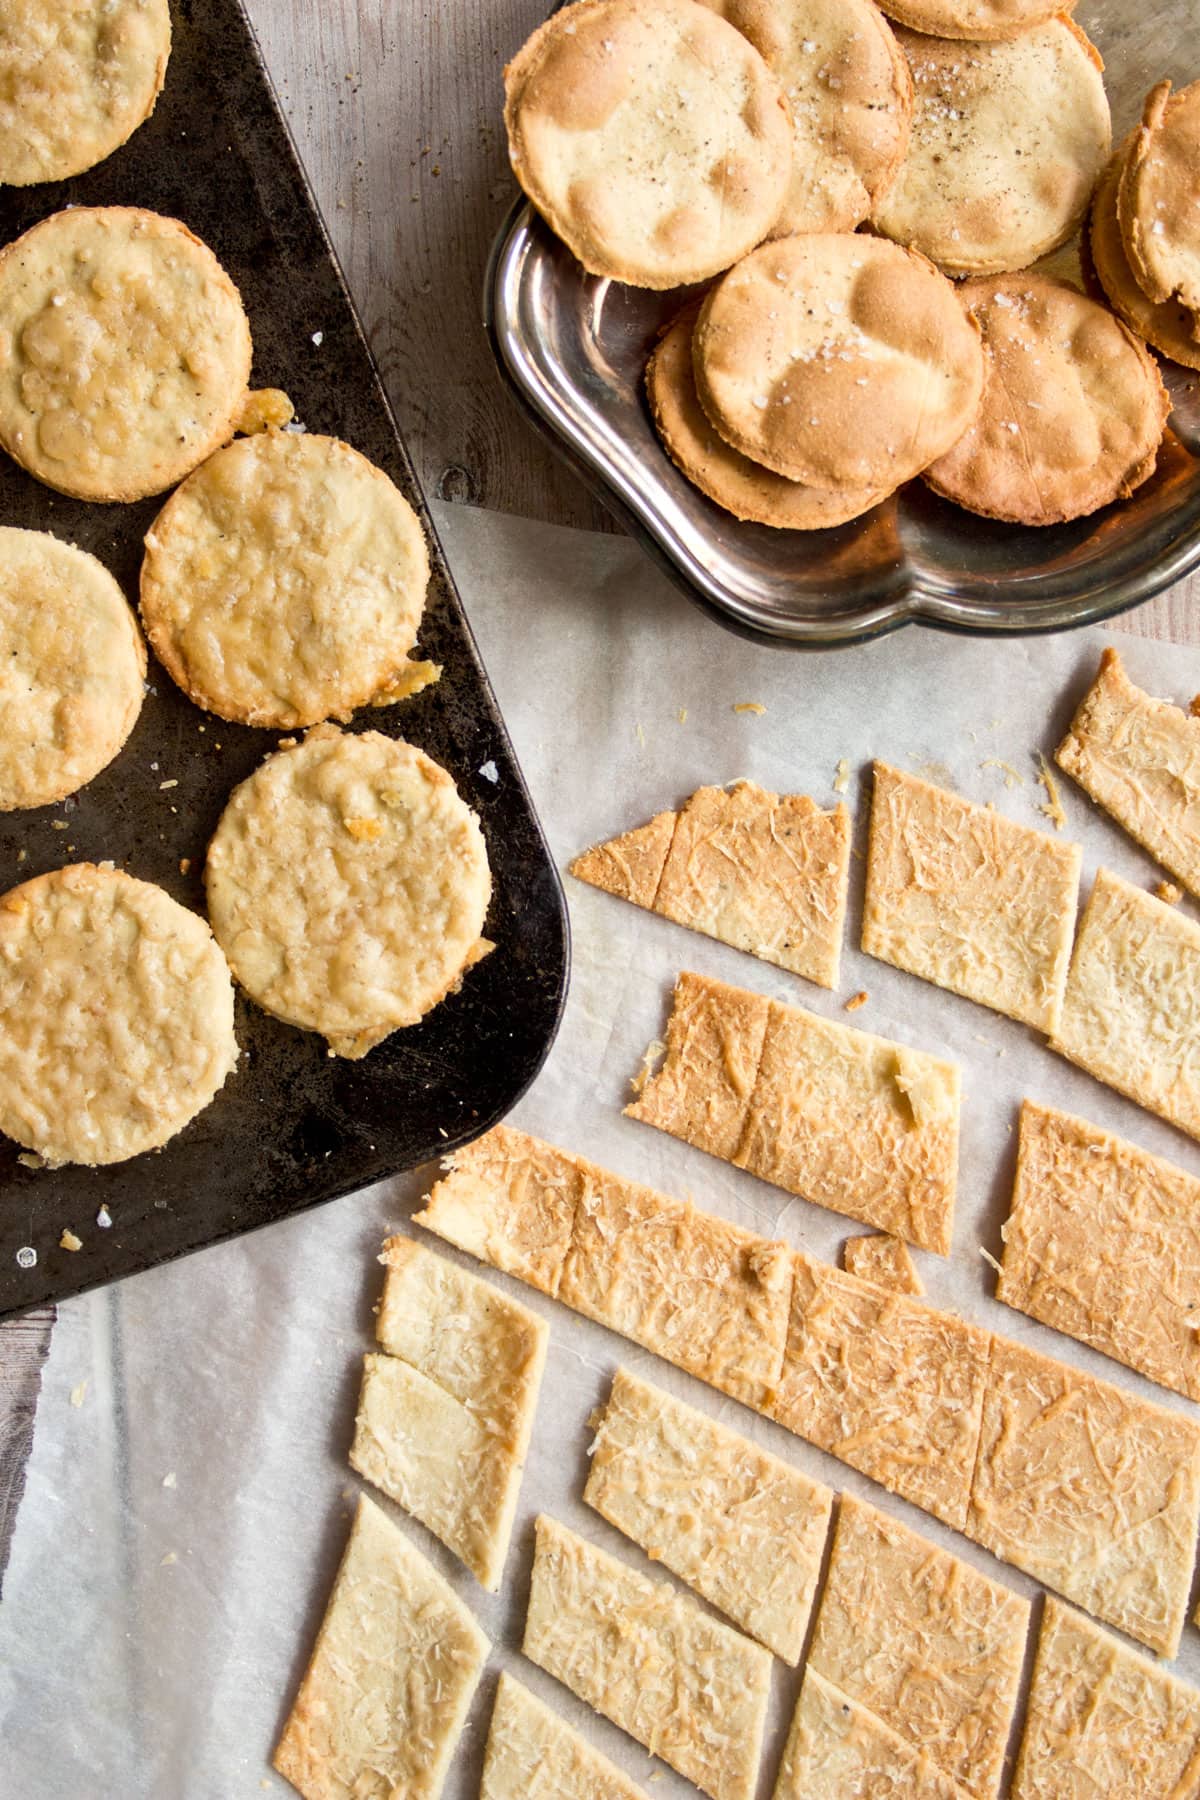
[481,1673,645,1800]
[572,782,851,988]
[775,1668,969,1800]
[273,1494,488,1800]
[1012,1600,1200,1799]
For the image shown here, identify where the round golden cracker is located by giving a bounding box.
[1090,139,1200,373]
[875,0,1073,40]
[1119,80,1200,329]
[0,0,171,185]
[693,233,983,490]
[205,727,492,1059]
[694,0,913,235]
[873,20,1111,278]
[923,275,1170,527]
[0,527,146,810]
[503,0,793,289]
[648,310,889,527]
[0,206,252,503]
[0,863,237,1167]
[140,432,431,731]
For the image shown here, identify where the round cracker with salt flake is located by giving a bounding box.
[0,0,171,185]
[924,275,1170,527]
[503,0,793,289]
[876,0,1073,41]
[1119,80,1200,331]
[0,206,252,503]
[873,20,1111,278]
[648,310,890,528]
[0,864,237,1167]
[0,527,146,811]
[140,432,432,731]
[693,233,983,491]
[205,727,492,1060]
[1090,139,1200,374]
[694,0,912,235]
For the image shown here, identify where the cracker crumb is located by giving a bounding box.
[235,388,295,434]
[17,1151,44,1170]
[844,990,868,1012]
[1156,881,1182,906]
[630,1038,666,1096]
[1036,755,1066,830]
[343,816,384,842]
[478,760,499,784]
[979,1244,1003,1277]
[59,1228,82,1252]
[981,757,1025,790]
[160,1551,178,1567]
[179,858,191,876]
[833,757,850,794]
[678,708,687,724]
[50,819,67,830]
[635,722,646,748]
[159,779,178,790]
[163,1470,177,1489]
[733,701,766,716]
[70,1381,87,1407]
[96,1205,112,1229]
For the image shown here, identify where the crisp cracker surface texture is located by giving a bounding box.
[415,1123,582,1297]
[273,1494,488,1800]
[1089,139,1200,372]
[876,0,1073,41]
[481,1673,645,1800]
[998,1100,1200,1402]
[694,231,983,491]
[1050,866,1200,1142]
[646,312,889,530]
[0,526,146,810]
[924,275,1169,526]
[0,0,171,185]
[206,725,491,1058]
[585,1367,833,1662]
[503,0,792,289]
[862,761,1081,1029]
[1057,647,1200,898]
[572,778,851,985]
[875,22,1110,276]
[140,432,432,730]
[1120,79,1200,321]
[696,0,913,234]
[808,1494,1029,1799]
[524,1515,772,1800]
[0,862,237,1167]
[774,1667,969,1800]
[0,206,251,502]
[627,969,961,1252]
[966,1335,1200,1657]
[1011,1600,1200,1800]
[842,1232,924,1293]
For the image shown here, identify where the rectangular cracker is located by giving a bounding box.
[862,762,1081,1032]
[625,969,770,1163]
[273,1494,488,1800]
[774,1668,969,1800]
[842,1232,924,1294]
[584,1367,833,1662]
[559,1162,792,1404]
[1050,867,1200,1142]
[524,1515,771,1800]
[766,1251,991,1531]
[481,1672,644,1800]
[997,1101,1200,1401]
[1056,645,1200,900]
[966,1334,1200,1657]
[808,1494,1029,1799]
[1012,1599,1200,1800]
[414,1122,582,1295]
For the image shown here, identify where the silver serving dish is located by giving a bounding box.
[485,3,1200,648]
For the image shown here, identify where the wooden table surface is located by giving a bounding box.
[1,0,1198,1587]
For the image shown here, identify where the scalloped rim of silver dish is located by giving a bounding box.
[485,198,1200,649]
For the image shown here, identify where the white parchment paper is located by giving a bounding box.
[4,503,1200,1799]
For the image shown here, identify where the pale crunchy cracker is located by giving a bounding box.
[524,1515,771,1800]
[273,1494,488,1800]
[585,1367,833,1662]
[572,780,851,988]
[481,1673,644,1800]
[570,808,676,910]
[415,1123,582,1296]
[966,1335,1200,1657]
[774,1667,969,1800]
[809,1494,1029,1799]
[863,762,1081,1031]
[1057,647,1200,900]
[768,1252,990,1530]
[842,1233,924,1294]
[1050,867,1200,1142]
[1012,1600,1200,1799]
[998,1100,1200,1401]
[628,970,961,1253]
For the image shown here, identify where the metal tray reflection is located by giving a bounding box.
[485,3,1200,648]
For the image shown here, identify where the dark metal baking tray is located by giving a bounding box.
[485,3,1200,648]
[0,0,569,1319]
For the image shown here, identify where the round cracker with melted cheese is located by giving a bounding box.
[693,233,983,491]
[504,0,793,288]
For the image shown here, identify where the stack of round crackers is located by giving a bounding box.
[505,0,1194,532]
